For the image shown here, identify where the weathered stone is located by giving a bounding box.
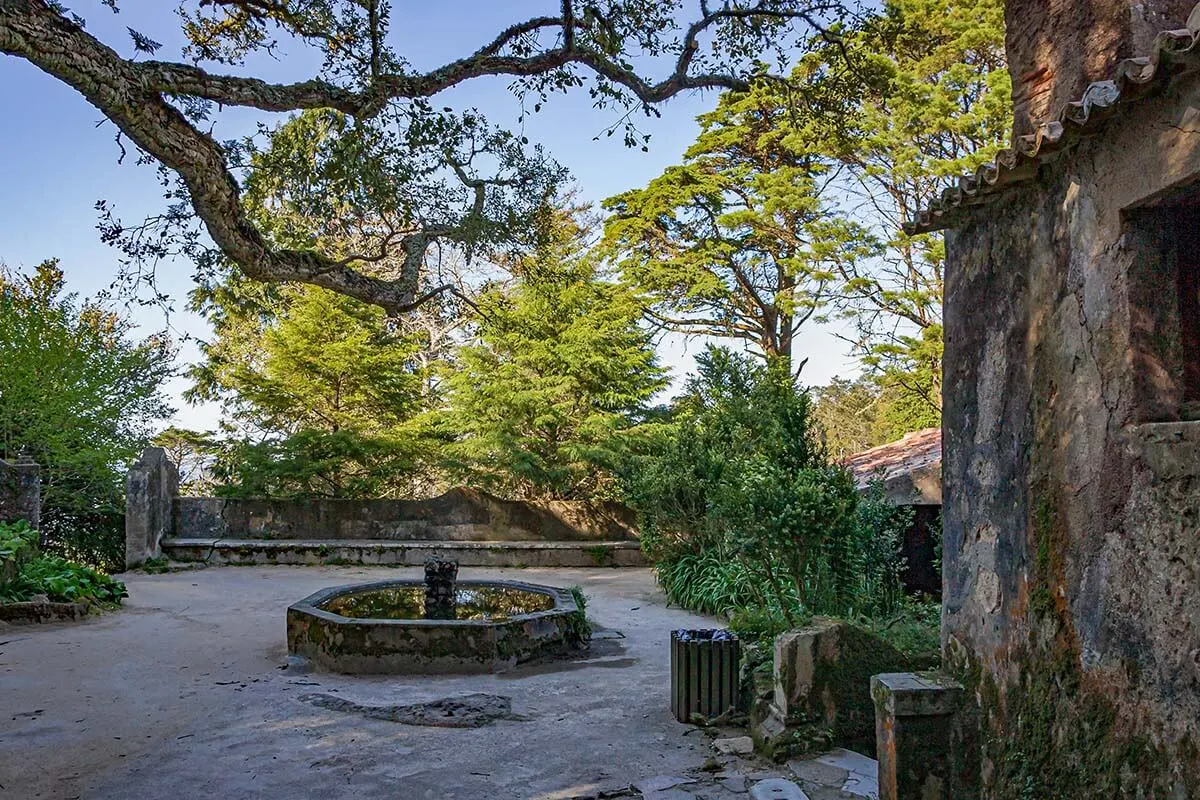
[0,597,89,625]
[286,578,584,674]
[786,758,848,789]
[299,691,521,728]
[161,537,646,568]
[718,775,749,793]
[940,38,1200,794]
[871,674,962,800]
[422,556,458,620]
[752,619,920,759]
[640,791,694,800]
[713,737,754,756]
[633,775,696,794]
[124,447,179,568]
[1004,0,1195,135]
[176,486,637,543]
[748,778,808,800]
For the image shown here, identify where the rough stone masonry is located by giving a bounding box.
[936,5,1200,793]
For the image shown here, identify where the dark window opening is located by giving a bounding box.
[1175,207,1200,407]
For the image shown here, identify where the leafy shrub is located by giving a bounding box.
[0,520,127,605]
[566,585,592,647]
[0,262,172,570]
[654,548,764,616]
[39,507,125,575]
[0,519,37,563]
[625,346,922,636]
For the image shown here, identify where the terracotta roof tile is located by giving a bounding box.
[906,4,1200,234]
[843,428,942,505]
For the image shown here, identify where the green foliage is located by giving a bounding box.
[861,598,942,663]
[655,548,765,617]
[0,519,37,573]
[566,585,593,648]
[191,277,441,498]
[237,107,565,270]
[152,427,217,492]
[0,521,127,605]
[798,0,1008,413]
[139,556,171,574]
[602,89,872,366]
[626,347,906,627]
[194,283,427,434]
[0,261,173,570]
[812,373,940,459]
[441,211,666,500]
[208,428,433,499]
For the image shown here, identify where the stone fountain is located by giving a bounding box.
[286,558,583,674]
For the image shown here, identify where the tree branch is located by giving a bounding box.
[0,0,425,313]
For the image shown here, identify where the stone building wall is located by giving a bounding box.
[941,70,1200,794]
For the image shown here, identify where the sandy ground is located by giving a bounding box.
[0,566,726,800]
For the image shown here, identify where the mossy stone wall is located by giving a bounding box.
[941,72,1200,797]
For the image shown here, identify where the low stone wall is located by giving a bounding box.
[177,487,638,543]
[0,596,91,625]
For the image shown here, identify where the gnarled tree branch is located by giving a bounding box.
[0,0,844,313]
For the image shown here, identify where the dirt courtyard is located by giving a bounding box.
[1,566,723,800]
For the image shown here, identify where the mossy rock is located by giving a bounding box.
[761,617,921,759]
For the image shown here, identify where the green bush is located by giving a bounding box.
[39,508,125,575]
[566,585,593,647]
[0,262,172,570]
[624,346,919,631]
[0,520,127,605]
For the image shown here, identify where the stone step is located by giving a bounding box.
[160,538,646,568]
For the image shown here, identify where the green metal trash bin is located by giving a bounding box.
[670,628,741,723]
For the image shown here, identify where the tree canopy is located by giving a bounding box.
[0,0,859,313]
[800,0,1009,412]
[0,260,173,568]
[437,210,667,500]
[602,86,871,369]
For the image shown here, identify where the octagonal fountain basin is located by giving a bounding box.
[286,579,584,674]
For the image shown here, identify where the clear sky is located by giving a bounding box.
[0,1,859,433]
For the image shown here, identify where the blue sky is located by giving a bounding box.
[0,1,858,432]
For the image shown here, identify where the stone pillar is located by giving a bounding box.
[0,449,41,531]
[871,673,966,800]
[125,447,179,568]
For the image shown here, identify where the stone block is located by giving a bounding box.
[715,737,755,755]
[749,778,808,800]
[753,619,915,759]
[871,673,964,800]
[125,447,179,568]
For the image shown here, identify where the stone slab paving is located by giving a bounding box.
[562,746,879,800]
[0,565,880,800]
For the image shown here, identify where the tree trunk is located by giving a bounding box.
[1004,0,1195,136]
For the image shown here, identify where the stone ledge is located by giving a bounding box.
[871,672,963,717]
[0,598,90,625]
[160,538,647,568]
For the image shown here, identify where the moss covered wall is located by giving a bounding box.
[941,73,1200,797]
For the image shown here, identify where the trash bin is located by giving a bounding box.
[670,628,741,723]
